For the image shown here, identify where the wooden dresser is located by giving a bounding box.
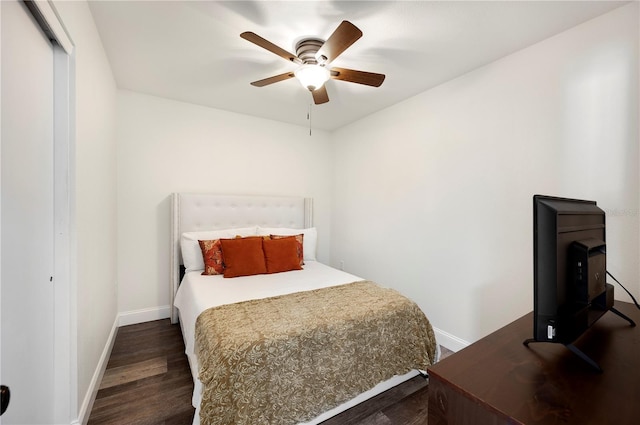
[427,301,639,425]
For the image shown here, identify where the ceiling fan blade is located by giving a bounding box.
[315,21,362,64]
[330,67,385,87]
[312,85,329,105]
[250,72,295,87]
[241,32,301,64]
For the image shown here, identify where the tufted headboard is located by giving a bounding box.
[170,193,313,323]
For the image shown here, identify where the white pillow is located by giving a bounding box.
[181,226,257,272]
[257,227,317,261]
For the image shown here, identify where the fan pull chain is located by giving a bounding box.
[308,103,312,136]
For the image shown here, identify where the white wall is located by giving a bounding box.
[116,91,333,317]
[54,0,118,421]
[331,3,639,348]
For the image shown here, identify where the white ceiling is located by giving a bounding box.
[88,1,627,131]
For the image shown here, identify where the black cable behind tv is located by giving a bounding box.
[523,195,635,372]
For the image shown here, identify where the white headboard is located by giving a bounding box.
[170,193,313,323]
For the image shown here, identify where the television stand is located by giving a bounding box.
[610,305,637,326]
[522,339,604,372]
[522,305,636,373]
[428,301,640,425]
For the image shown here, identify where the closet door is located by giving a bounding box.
[1,0,56,422]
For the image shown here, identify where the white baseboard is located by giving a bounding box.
[76,316,119,425]
[433,326,470,353]
[118,305,171,327]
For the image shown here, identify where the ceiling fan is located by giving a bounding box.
[240,21,385,105]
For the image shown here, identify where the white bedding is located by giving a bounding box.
[174,261,362,363]
[174,261,436,425]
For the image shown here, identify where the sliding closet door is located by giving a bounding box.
[1,0,56,422]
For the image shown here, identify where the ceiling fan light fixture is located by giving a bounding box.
[294,64,330,91]
[241,21,384,105]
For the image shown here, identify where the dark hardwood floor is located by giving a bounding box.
[88,319,453,425]
[88,320,194,425]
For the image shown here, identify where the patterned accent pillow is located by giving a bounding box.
[270,234,304,266]
[198,239,225,275]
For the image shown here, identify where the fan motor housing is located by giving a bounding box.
[295,38,324,64]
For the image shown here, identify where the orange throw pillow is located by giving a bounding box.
[220,237,267,278]
[270,234,304,266]
[263,237,303,274]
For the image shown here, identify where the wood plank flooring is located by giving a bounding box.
[88,319,453,425]
[88,320,194,425]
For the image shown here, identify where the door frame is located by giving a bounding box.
[52,43,77,425]
[0,1,76,423]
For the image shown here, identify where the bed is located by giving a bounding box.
[170,193,438,425]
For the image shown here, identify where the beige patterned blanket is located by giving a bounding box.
[195,280,437,425]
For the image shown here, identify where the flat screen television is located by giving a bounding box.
[525,195,635,371]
